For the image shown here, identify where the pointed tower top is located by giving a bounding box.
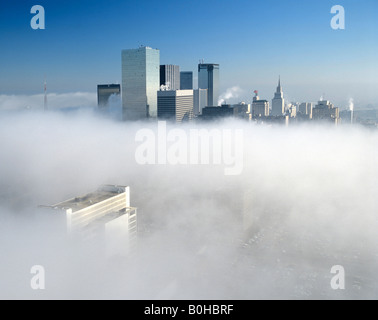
[276,76,282,94]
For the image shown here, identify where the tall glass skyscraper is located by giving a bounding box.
[198,63,219,106]
[122,46,160,120]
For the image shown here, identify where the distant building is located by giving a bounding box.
[233,102,251,120]
[313,100,340,123]
[200,104,239,120]
[252,91,269,118]
[45,185,137,257]
[160,65,180,90]
[299,102,313,119]
[193,89,208,115]
[272,77,285,116]
[122,46,160,120]
[287,103,298,118]
[97,84,121,108]
[180,71,193,90]
[157,90,194,123]
[198,63,219,107]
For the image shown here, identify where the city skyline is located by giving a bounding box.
[1,0,378,301]
[0,0,378,108]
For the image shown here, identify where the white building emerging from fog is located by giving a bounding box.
[46,185,137,257]
[272,77,285,116]
[157,89,194,122]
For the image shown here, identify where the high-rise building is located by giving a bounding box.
[97,84,121,108]
[180,71,193,90]
[157,90,194,123]
[252,91,269,118]
[272,77,285,116]
[193,89,208,115]
[160,65,180,90]
[299,102,313,119]
[121,46,160,120]
[44,185,137,257]
[313,100,340,123]
[198,63,219,106]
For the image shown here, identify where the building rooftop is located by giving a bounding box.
[198,63,219,66]
[97,84,121,88]
[50,185,127,213]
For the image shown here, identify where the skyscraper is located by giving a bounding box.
[272,77,285,116]
[198,63,219,106]
[180,71,193,90]
[160,65,180,90]
[121,46,160,120]
[157,90,194,123]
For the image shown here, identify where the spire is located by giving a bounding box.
[277,76,282,94]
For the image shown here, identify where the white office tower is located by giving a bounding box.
[122,46,160,120]
[158,90,194,122]
[272,77,285,116]
[47,185,137,257]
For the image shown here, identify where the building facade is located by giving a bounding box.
[97,84,121,108]
[121,46,160,120]
[313,100,340,123]
[198,63,219,107]
[272,77,285,116]
[200,105,238,120]
[157,90,194,123]
[233,102,251,120]
[252,92,269,118]
[299,102,313,119]
[46,185,137,257]
[180,71,193,90]
[193,88,208,115]
[160,65,180,90]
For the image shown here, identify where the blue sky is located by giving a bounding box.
[0,0,377,107]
